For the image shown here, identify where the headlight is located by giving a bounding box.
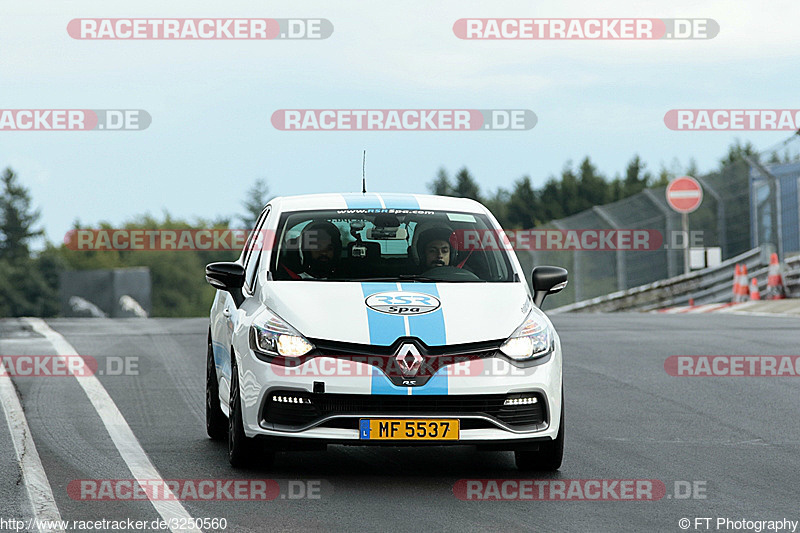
[250,310,314,359]
[499,312,554,361]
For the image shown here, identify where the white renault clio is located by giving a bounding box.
[205,193,567,470]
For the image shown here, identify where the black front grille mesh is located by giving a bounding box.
[263,392,546,428]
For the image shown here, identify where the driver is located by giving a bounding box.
[299,221,342,278]
[416,226,455,271]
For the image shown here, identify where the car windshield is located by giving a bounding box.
[269,208,516,282]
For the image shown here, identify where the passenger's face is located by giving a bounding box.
[425,239,450,268]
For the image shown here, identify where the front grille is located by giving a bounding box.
[310,337,503,358]
[262,391,546,429]
[300,337,504,386]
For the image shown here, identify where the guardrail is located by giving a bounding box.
[548,247,800,313]
[780,254,800,298]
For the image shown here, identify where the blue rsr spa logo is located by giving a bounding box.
[365,292,441,316]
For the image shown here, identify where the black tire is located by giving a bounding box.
[228,356,255,468]
[206,341,227,441]
[515,391,564,472]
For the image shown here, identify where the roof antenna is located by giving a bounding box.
[362,150,367,194]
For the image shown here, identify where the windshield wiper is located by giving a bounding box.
[345,274,476,283]
[344,275,436,282]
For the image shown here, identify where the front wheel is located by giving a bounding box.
[228,357,255,468]
[515,392,564,472]
[206,341,227,441]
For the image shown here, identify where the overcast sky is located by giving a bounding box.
[2,0,799,243]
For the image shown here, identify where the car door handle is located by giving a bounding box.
[222,308,231,318]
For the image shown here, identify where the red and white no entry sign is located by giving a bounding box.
[666,176,703,213]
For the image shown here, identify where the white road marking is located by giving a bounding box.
[24,318,203,533]
[0,366,64,532]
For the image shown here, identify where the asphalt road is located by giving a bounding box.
[1,314,799,533]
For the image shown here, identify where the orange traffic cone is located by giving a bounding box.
[765,253,787,299]
[732,264,741,303]
[749,278,761,300]
[739,264,749,303]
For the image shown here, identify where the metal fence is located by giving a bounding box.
[525,160,752,310]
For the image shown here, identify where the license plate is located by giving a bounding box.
[359,419,459,440]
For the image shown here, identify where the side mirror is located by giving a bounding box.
[206,262,245,307]
[532,266,568,308]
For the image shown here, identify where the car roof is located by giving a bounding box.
[267,193,489,215]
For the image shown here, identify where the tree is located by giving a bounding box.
[452,167,481,201]
[539,177,564,221]
[621,155,651,197]
[651,166,672,188]
[0,168,59,317]
[577,157,608,211]
[685,158,699,177]
[483,187,511,228]
[559,163,581,216]
[428,168,453,196]
[240,179,271,229]
[506,177,538,229]
[0,168,43,261]
[720,140,758,168]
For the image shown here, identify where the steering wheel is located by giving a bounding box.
[421,265,481,281]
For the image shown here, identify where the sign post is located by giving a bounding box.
[666,176,703,274]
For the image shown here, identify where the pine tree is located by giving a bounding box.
[507,176,538,229]
[0,168,43,261]
[452,167,481,201]
[428,168,454,196]
[621,155,651,197]
[240,179,272,229]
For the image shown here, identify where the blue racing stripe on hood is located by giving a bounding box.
[402,283,445,346]
[362,282,408,395]
[363,282,449,395]
[402,283,447,395]
[361,283,405,346]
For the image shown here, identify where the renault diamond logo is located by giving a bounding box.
[395,343,423,377]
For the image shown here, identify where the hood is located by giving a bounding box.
[259,282,533,346]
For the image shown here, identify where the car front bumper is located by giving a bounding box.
[234,342,563,445]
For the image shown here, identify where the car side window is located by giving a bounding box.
[244,207,270,292]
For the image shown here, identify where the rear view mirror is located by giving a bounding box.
[366,226,408,240]
[532,266,568,308]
